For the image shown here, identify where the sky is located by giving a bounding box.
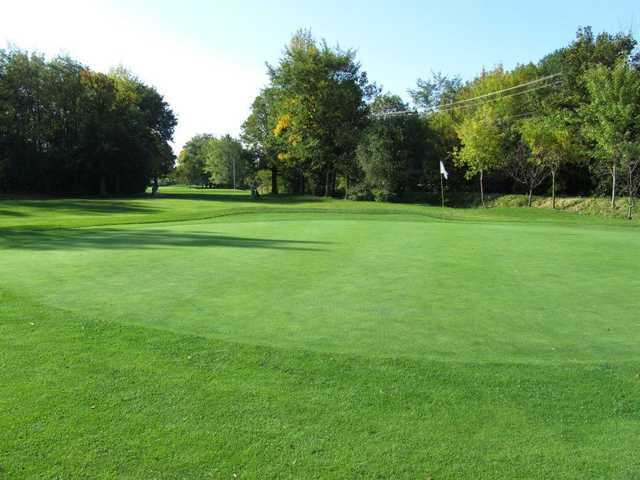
[2,0,639,154]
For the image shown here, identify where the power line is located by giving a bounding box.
[434,81,562,114]
[371,74,562,119]
[427,73,562,112]
[373,109,417,118]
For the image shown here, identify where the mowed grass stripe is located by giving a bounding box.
[2,186,640,233]
[1,290,639,479]
[1,213,638,363]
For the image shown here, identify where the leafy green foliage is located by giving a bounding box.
[453,105,506,206]
[266,30,375,195]
[0,48,176,194]
[520,111,582,208]
[370,92,408,115]
[582,59,640,216]
[241,88,282,193]
[174,134,214,186]
[409,71,462,110]
[204,134,253,187]
[356,115,426,201]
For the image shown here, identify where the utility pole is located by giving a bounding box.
[233,155,236,190]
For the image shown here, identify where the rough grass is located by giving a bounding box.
[1,187,639,479]
[445,191,640,218]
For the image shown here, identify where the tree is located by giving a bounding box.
[504,134,548,207]
[538,26,637,111]
[370,92,408,115]
[520,111,581,209]
[205,135,252,188]
[241,88,282,194]
[177,134,214,187]
[409,71,462,111]
[107,67,177,193]
[0,47,176,194]
[537,26,637,198]
[0,48,49,192]
[621,152,640,219]
[356,113,426,201]
[583,59,640,216]
[453,105,505,207]
[266,30,375,196]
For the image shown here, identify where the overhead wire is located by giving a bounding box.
[426,73,562,112]
[372,73,562,119]
[434,80,562,114]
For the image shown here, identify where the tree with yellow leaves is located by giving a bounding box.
[453,105,505,207]
[265,30,375,195]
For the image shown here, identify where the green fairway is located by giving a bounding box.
[1,188,639,479]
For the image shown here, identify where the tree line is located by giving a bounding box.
[172,134,252,189]
[0,48,176,194]
[3,27,638,215]
[179,27,639,218]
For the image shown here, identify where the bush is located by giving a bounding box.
[346,182,374,201]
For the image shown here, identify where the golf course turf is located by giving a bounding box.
[1,187,639,478]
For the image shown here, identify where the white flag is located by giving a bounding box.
[439,161,448,180]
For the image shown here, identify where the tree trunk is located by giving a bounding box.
[551,169,556,210]
[332,170,337,196]
[479,169,485,208]
[611,163,617,209]
[527,187,533,207]
[628,166,633,220]
[99,175,107,195]
[324,168,330,197]
[271,166,278,195]
[232,157,236,190]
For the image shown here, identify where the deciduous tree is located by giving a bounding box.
[267,30,375,196]
[453,105,505,207]
[520,111,581,209]
[205,135,251,188]
[583,59,640,217]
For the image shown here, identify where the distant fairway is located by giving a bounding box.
[3,212,640,363]
[1,188,639,479]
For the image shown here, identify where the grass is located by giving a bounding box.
[1,187,639,478]
[440,191,640,219]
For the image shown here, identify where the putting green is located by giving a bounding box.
[3,212,638,363]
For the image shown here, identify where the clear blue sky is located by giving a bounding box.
[2,0,639,152]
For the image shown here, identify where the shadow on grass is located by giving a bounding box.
[0,190,326,215]
[2,227,331,252]
[160,191,328,205]
[1,199,157,215]
[0,209,29,217]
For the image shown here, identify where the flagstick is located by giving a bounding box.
[440,173,445,221]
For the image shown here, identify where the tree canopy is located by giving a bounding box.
[260,30,376,195]
[4,25,639,210]
[0,48,176,194]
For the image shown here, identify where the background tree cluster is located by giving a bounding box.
[413,27,640,214]
[15,25,632,208]
[244,30,376,196]
[234,27,640,213]
[173,133,252,188]
[0,48,176,194]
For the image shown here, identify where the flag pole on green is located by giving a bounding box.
[439,161,448,221]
